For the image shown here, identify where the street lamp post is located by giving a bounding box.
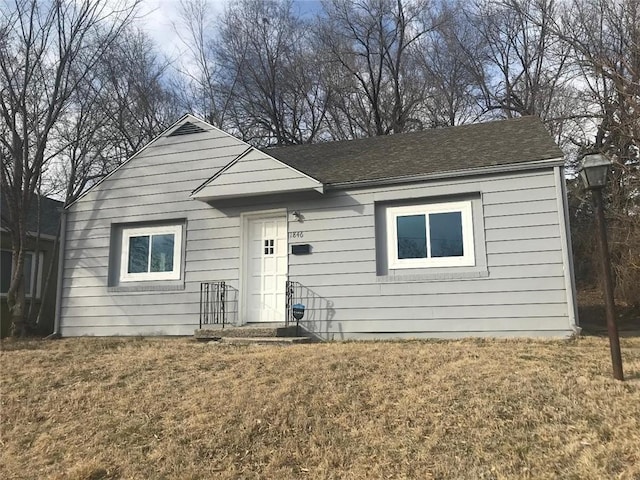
[579,153,624,381]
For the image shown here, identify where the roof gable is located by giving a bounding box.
[265,116,563,185]
[67,114,251,208]
[191,148,323,202]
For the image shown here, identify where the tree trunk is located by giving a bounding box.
[7,239,27,337]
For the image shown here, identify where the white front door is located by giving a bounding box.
[245,214,288,323]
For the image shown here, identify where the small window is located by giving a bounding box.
[120,225,182,282]
[264,239,274,255]
[1,250,39,297]
[386,201,475,269]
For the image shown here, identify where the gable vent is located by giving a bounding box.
[168,121,206,137]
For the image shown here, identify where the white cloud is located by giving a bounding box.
[139,0,183,59]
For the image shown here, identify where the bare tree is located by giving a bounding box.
[0,0,140,337]
[48,27,181,205]
[417,1,485,127]
[94,29,181,160]
[556,0,639,160]
[461,0,573,129]
[556,0,639,304]
[212,0,328,145]
[174,0,223,126]
[317,0,436,138]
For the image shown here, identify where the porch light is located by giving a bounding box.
[579,153,611,189]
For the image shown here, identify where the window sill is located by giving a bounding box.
[108,282,185,293]
[0,294,41,299]
[376,267,489,283]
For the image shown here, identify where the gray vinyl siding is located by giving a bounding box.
[60,125,247,336]
[60,121,575,338]
[284,169,574,340]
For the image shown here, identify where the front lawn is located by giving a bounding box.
[1,337,639,479]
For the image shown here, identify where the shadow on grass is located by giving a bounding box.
[0,337,56,352]
[0,336,154,352]
[625,372,640,382]
[578,304,640,338]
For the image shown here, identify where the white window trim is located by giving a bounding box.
[1,249,42,298]
[386,200,475,269]
[120,225,183,282]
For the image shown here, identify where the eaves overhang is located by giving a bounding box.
[0,226,58,241]
[323,157,565,190]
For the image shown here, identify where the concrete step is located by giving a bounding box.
[216,336,312,345]
[194,324,300,340]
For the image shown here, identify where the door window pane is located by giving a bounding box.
[150,234,174,272]
[264,239,274,255]
[128,236,150,273]
[429,212,463,257]
[397,215,427,259]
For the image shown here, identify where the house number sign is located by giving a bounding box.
[289,231,304,239]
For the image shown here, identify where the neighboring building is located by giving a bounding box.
[1,195,63,337]
[58,115,578,339]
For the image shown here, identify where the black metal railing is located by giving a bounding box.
[285,279,303,332]
[200,282,227,329]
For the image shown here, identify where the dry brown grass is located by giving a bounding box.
[1,336,640,480]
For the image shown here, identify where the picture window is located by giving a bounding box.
[120,225,182,282]
[387,201,475,269]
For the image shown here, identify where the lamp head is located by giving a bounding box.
[579,153,611,190]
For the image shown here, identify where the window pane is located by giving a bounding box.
[1,251,11,294]
[128,236,150,273]
[1,252,34,294]
[397,215,427,259]
[24,253,33,294]
[429,212,463,257]
[150,234,174,272]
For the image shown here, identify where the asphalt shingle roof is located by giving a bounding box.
[265,116,563,185]
[1,194,63,237]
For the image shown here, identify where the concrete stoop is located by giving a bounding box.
[215,336,312,345]
[194,324,311,345]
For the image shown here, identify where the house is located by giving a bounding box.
[1,194,63,337]
[57,115,578,339]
